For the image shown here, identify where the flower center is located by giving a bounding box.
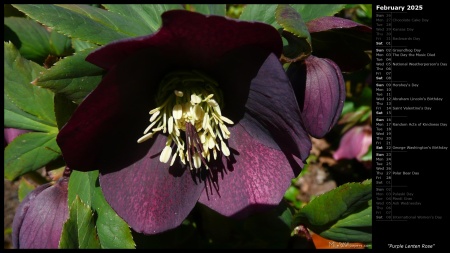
[137,70,234,171]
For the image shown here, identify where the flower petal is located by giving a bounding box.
[12,178,69,249]
[198,123,296,218]
[57,57,165,171]
[287,56,345,138]
[198,53,312,218]
[239,52,312,166]
[86,10,282,71]
[98,134,204,235]
[333,125,372,161]
[307,16,372,72]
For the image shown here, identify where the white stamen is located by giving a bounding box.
[221,140,230,156]
[168,116,174,134]
[219,122,231,138]
[173,104,183,120]
[160,146,172,163]
[138,71,235,170]
[174,90,184,97]
[207,99,219,108]
[163,112,167,133]
[149,107,160,114]
[137,132,154,143]
[202,113,209,130]
[144,120,158,134]
[150,110,160,122]
[192,153,201,169]
[204,94,214,101]
[191,94,202,104]
[220,116,234,125]
[213,149,217,160]
[170,151,178,166]
[208,136,216,149]
[193,105,204,121]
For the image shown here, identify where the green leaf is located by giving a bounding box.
[239,4,278,25]
[71,38,98,52]
[4,132,61,181]
[68,171,135,249]
[291,4,346,23]
[4,17,51,63]
[103,4,183,33]
[275,5,312,62]
[12,4,144,45]
[4,42,57,126]
[59,196,101,249]
[186,4,226,16]
[18,177,37,202]
[49,30,73,56]
[293,180,372,243]
[4,92,55,132]
[67,170,97,207]
[240,4,345,27]
[35,47,103,104]
[276,5,310,42]
[284,185,302,209]
[341,101,355,116]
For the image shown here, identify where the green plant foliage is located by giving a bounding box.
[186,4,226,16]
[13,4,144,45]
[103,4,183,33]
[293,179,372,243]
[67,171,135,249]
[34,47,103,104]
[59,196,102,249]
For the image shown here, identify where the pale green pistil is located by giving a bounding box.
[137,71,233,170]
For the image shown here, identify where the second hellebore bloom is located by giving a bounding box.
[57,10,315,234]
[12,176,69,248]
[286,16,371,139]
[333,125,372,162]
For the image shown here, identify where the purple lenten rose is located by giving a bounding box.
[12,177,69,249]
[287,16,372,138]
[54,10,342,235]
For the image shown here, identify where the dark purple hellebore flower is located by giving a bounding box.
[12,176,69,249]
[287,17,372,138]
[56,10,312,235]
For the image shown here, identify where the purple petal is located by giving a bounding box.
[333,125,372,161]
[4,128,30,146]
[242,52,312,166]
[306,16,372,33]
[98,134,204,235]
[57,61,162,171]
[86,10,282,70]
[287,56,345,138]
[12,178,69,249]
[198,123,296,218]
[307,16,372,72]
[198,53,312,218]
